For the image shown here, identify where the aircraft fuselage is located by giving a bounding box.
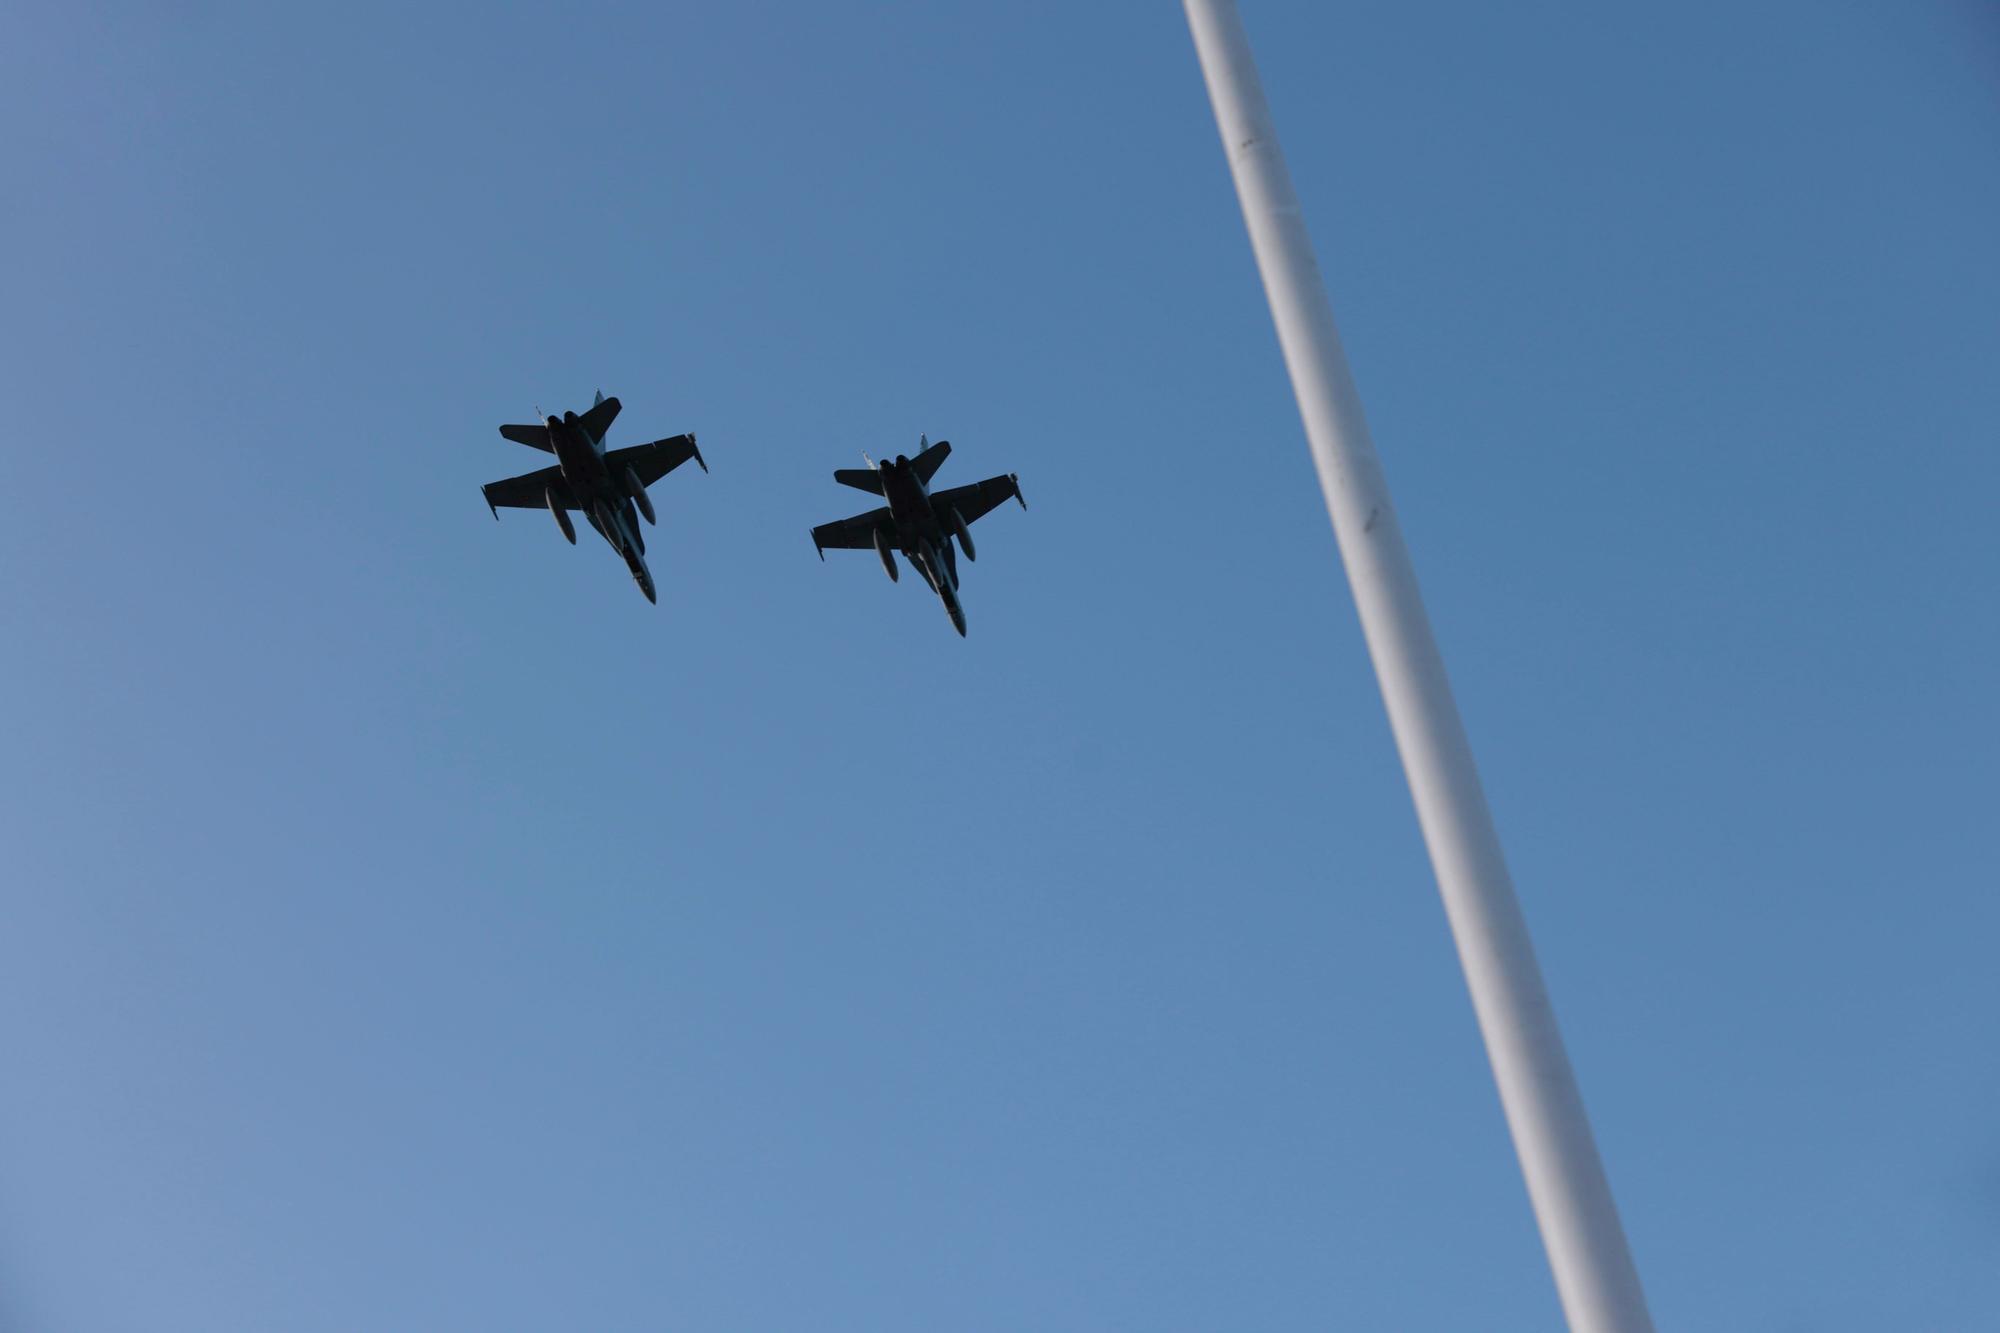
[876,453,964,633]
[879,456,940,542]
[549,411,653,601]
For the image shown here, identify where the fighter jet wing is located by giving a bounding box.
[576,394,621,444]
[482,464,579,513]
[606,434,705,488]
[929,473,1024,525]
[811,506,893,555]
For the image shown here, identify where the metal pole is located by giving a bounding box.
[1181,4,1654,1329]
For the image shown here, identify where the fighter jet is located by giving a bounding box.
[810,437,1025,636]
[481,392,705,603]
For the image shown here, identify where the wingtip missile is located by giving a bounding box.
[692,434,708,473]
[1012,474,1027,510]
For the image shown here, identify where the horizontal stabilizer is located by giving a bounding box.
[834,468,885,494]
[912,438,951,483]
[578,394,620,444]
[499,423,554,452]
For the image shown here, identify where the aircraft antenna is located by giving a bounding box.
[1183,5,1653,1330]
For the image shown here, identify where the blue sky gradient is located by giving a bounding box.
[3,2,1997,1328]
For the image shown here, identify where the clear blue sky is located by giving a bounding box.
[3,2,1996,1328]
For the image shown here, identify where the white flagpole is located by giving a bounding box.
[1181,4,1654,1329]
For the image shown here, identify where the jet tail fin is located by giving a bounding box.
[834,468,885,494]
